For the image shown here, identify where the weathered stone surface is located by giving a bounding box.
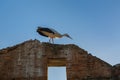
[113,64,120,80]
[0,39,117,80]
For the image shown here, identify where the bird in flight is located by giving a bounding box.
[37,26,72,43]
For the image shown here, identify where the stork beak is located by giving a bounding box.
[65,34,73,39]
[67,35,73,39]
[63,34,73,39]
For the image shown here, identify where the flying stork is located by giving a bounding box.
[37,26,72,43]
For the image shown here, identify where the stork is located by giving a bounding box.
[37,26,72,43]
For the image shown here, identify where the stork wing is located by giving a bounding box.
[49,28,61,34]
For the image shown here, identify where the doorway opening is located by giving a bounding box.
[48,67,67,80]
[47,58,67,80]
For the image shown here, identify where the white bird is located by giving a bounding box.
[37,26,72,43]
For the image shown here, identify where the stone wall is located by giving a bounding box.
[0,39,118,80]
[112,64,120,80]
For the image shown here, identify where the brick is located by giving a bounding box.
[0,39,118,80]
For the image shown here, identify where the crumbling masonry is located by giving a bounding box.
[0,39,119,80]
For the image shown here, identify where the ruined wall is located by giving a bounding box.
[0,39,115,80]
[113,64,120,80]
[0,40,47,80]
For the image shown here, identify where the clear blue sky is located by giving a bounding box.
[0,0,120,80]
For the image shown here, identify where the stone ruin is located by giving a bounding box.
[0,39,119,80]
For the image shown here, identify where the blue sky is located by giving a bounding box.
[0,0,120,80]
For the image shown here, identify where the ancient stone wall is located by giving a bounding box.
[113,64,120,80]
[0,39,118,80]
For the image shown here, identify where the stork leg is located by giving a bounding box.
[49,38,51,43]
[49,38,54,43]
[52,38,54,44]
